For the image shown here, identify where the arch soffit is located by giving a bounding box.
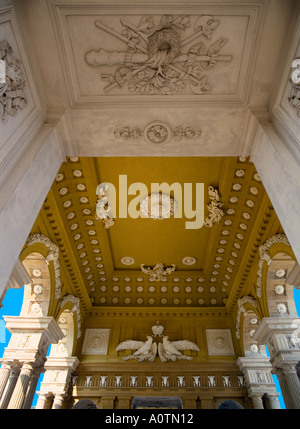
[20,233,62,316]
[256,233,297,317]
[55,299,81,356]
[236,296,262,356]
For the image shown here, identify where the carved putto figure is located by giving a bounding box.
[85,15,232,95]
[115,323,200,363]
[0,40,26,121]
[140,262,176,282]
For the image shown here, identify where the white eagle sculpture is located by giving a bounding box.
[115,335,157,362]
[158,336,200,362]
[115,323,200,363]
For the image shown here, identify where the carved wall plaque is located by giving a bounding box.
[206,329,235,356]
[85,15,232,95]
[82,328,110,355]
[0,40,27,121]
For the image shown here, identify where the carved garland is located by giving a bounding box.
[256,233,291,298]
[114,121,202,144]
[59,295,81,339]
[235,296,258,339]
[0,40,27,121]
[26,233,62,299]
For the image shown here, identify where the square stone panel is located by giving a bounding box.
[82,328,110,355]
[206,328,235,356]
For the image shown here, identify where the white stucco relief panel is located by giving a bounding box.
[48,2,263,106]
[0,5,43,168]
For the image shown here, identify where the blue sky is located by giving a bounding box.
[1,286,300,409]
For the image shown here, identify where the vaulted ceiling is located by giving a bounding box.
[30,155,282,315]
[17,0,295,317]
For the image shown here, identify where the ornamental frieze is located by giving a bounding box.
[114,121,202,144]
[85,15,232,95]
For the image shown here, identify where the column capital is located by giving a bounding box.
[253,317,300,345]
[253,317,300,366]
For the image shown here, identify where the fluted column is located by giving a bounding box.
[52,394,65,409]
[250,395,264,409]
[274,368,293,409]
[0,368,20,409]
[35,393,52,409]
[253,317,300,409]
[7,363,33,409]
[268,394,281,409]
[0,363,13,400]
[280,364,300,409]
[22,367,43,409]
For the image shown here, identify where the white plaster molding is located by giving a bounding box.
[59,295,81,339]
[26,233,62,300]
[256,234,291,298]
[235,296,258,339]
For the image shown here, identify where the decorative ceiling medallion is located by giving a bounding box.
[121,256,135,265]
[140,263,176,282]
[144,121,171,144]
[0,40,27,121]
[114,121,202,144]
[140,192,177,219]
[95,183,114,229]
[85,15,232,95]
[115,322,199,362]
[204,186,224,227]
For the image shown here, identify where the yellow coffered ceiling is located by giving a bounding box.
[29,155,282,315]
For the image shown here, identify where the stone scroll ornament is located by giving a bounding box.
[0,40,26,121]
[85,15,232,95]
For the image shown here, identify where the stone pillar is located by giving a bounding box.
[52,394,66,409]
[236,356,280,409]
[280,364,300,409]
[35,393,52,409]
[7,363,33,409]
[37,356,79,407]
[250,394,264,409]
[0,368,20,409]
[267,394,281,409]
[253,317,300,409]
[0,362,14,399]
[274,368,293,409]
[22,367,43,409]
